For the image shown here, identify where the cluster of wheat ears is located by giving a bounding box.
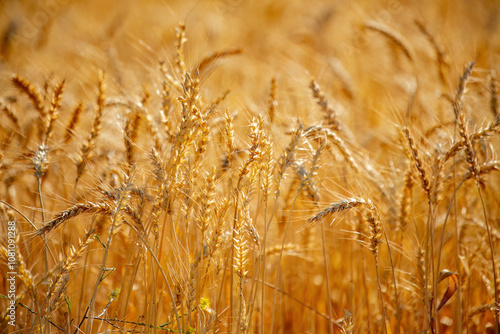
[0,2,500,333]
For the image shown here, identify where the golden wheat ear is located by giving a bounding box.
[301,198,366,231]
[35,202,111,236]
[45,79,65,144]
[11,74,45,118]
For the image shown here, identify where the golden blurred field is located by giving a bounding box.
[0,0,499,333]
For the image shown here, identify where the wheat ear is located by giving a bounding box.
[268,77,277,123]
[365,20,413,62]
[75,70,106,190]
[11,74,46,120]
[36,202,111,235]
[63,102,83,144]
[1,99,21,132]
[45,79,65,144]
[310,79,342,131]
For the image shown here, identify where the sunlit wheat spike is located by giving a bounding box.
[402,126,431,201]
[303,198,366,230]
[11,74,45,118]
[64,102,83,144]
[36,202,111,235]
[310,79,342,131]
[45,79,65,143]
[453,61,475,117]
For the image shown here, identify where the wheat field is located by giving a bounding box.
[0,0,499,333]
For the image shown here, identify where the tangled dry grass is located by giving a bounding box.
[0,0,499,333]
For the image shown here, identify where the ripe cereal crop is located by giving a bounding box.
[0,1,499,333]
